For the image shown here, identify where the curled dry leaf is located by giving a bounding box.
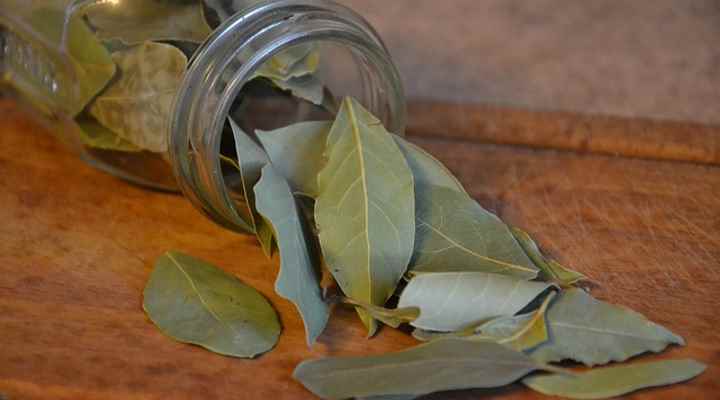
[397,271,554,332]
[255,165,330,346]
[228,118,274,251]
[335,296,420,328]
[89,41,187,153]
[512,227,588,287]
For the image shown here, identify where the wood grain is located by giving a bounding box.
[0,99,718,400]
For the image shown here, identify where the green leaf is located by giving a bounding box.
[24,7,116,116]
[397,271,554,332]
[85,0,212,45]
[256,121,332,198]
[335,296,419,328]
[315,97,415,335]
[143,251,280,358]
[229,118,274,255]
[473,290,555,351]
[393,136,537,278]
[89,41,187,153]
[393,135,467,195]
[293,339,558,399]
[408,185,538,278]
[76,117,141,152]
[530,288,685,366]
[511,227,588,287]
[523,359,706,399]
[254,165,330,346]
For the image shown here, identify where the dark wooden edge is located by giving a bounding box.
[407,100,720,165]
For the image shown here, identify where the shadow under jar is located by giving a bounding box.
[0,0,405,233]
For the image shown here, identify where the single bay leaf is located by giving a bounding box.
[393,134,536,278]
[512,227,588,287]
[254,165,330,345]
[409,185,538,279]
[531,288,685,366]
[143,251,280,358]
[393,135,467,195]
[89,41,187,153]
[397,271,554,332]
[256,121,332,197]
[474,291,555,351]
[293,339,557,399]
[315,97,415,335]
[523,359,706,399]
[336,296,419,328]
[77,117,141,152]
[229,118,273,256]
[86,0,212,45]
[25,7,116,116]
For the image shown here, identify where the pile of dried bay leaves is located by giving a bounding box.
[143,97,705,399]
[20,0,703,398]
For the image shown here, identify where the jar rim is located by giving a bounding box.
[169,0,406,232]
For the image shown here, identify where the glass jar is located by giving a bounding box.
[0,0,405,232]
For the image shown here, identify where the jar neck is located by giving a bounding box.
[169,0,406,232]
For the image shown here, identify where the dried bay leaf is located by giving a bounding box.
[315,97,415,335]
[143,251,280,358]
[76,117,141,152]
[411,292,555,349]
[86,0,212,45]
[89,41,187,153]
[523,359,706,399]
[530,288,685,366]
[229,118,273,255]
[393,135,467,195]
[409,185,538,279]
[25,8,116,116]
[335,296,419,328]
[512,227,588,287]
[473,291,556,351]
[393,134,537,278]
[254,165,330,345]
[293,339,558,399]
[398,271,554,332]
[256,121,332,197]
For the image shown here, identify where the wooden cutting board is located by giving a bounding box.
[0,98,718,400]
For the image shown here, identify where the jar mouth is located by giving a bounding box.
[169,0,406,232]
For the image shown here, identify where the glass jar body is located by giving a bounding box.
[0,0,406,230]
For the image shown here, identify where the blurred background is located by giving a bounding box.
[338,0,720,125]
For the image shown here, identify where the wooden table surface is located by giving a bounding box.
[1,98,718,400]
